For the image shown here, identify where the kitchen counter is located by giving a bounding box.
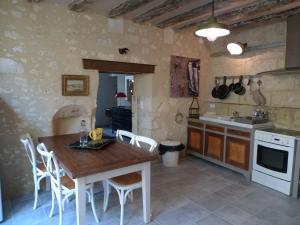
[187,117,272,181]
[198,116,273,129]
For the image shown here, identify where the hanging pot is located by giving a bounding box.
[211,78,219,98]
[217,76,230,99]
[228,78,235,92]
[234,76,245,95]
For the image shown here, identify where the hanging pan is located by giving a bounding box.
[217,76,230,99]
[229,78,235,92]
[211,78,219,98]
[234,75,245,95]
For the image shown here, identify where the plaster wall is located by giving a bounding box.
[205,21,300,130]
[0,0,209,198]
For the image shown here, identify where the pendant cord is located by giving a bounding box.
[212,0,214,17]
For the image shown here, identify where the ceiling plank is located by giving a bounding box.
[150,0,211,25]
[176,0,300,31]
[133,0,199,24]
[69,0,93,12]
[171,0,258,30]
[27,0,43,2]
[122,0,165,19]
[108,0,155,18]
[229,7,300,28]
[218,0,300,27]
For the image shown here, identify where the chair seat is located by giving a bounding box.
[111,172,141,186]
[61,175,75,189]
[37,162,47,172]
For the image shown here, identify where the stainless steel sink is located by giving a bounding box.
[234,116,269,124]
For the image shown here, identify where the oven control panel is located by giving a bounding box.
[255,130,295,147]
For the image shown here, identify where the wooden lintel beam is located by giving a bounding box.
[82,59,155,74]
[108,0,154,18]
[176,0,300,31]
[133,0,198,24]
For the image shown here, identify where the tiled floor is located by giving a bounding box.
[2,156,300,225]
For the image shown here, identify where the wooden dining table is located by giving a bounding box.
[38,133,157,225]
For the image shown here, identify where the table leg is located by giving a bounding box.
[142,162,151,223]
[75,178,86,225]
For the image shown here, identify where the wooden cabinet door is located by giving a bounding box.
[226,137,250,170]
[204,132,224,161]
[187,127,203,154]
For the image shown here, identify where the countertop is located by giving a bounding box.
[190,116,273,129]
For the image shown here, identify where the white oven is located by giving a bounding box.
[252,130,296,195]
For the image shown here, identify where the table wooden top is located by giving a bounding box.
[38,134,157,179]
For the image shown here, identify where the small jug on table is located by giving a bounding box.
[89,128,103,142]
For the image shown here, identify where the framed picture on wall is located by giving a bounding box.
[170,55,200,97]
[62,75,89,96]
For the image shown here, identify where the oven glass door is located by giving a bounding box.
[256,145,288,173]
[253,140,294,181]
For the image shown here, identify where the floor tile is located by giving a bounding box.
[195,214,233,225]
[214,206,254,225]
[256,207,295,225]
[2,156,300,225]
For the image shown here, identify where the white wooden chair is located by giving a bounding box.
[103,135,158,225]
[135,136,158,152]
[102,130,136,209]
[36,143,99,225]
[116,130,135,144]
[20,133,50,209]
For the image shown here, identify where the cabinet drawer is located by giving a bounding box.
[188,121,203,128]
[227,129,250,138]
[206,124,224,133]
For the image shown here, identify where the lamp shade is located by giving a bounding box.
[195,16,230,42]
[227,42,247,55]
[115,92,127,98]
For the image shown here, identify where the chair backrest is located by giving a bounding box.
[135,136,158,152]
[116,130,135,145]
[20,133,36,168]
[36,143,61,193]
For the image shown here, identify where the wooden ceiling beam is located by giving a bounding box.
[224,1,300,28]
[149,0,211,25]
[132,0,199,24]
[108,0,154,18]
[157,0,257,28]
[27,0,43,2]
[176,0,300,31]
[68,0,93,12]
[228,6,300,28]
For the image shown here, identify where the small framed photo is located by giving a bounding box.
[62,75,89,96]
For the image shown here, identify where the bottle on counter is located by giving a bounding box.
[80,119,88,147]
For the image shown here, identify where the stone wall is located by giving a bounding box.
[0,0,209,198]
[204,21,300,130]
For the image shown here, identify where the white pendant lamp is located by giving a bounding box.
[195,0,230,42]
[227,42,247,55]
